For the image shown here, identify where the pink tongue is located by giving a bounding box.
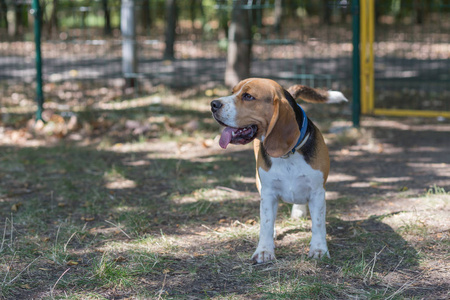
[219,127,235,149]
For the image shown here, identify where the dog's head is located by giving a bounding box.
[210,78,300,157]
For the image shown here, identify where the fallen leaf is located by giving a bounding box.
[369,182,382,188]
[11,202,23,212]
[202,139,214,148]
[173,270,189,274]
[245,219,257,225]
[114,256,127,263]
[67,260,78,266]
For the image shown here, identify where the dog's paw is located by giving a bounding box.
[308,246,330,259]
[252,248,276,264]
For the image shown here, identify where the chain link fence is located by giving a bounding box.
[374,0,450,112]
[0,0,448,116]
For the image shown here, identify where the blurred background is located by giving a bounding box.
[0,0,448,118]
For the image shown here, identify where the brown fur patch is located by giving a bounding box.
[306,129,330,185]
[231,79,283,140]
[262,95,300,157]
[287,85,329,103]
[254,140,271,172]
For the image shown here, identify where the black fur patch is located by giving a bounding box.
[260,143,272,169]
[300,121,317,164]
[283,89,303,129]
[283,89,317,162]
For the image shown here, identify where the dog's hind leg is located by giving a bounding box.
[291,204,307,219]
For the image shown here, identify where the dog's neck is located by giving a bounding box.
[281,90,311,158]
[291,104,309,151]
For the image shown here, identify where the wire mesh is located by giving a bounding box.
[374,0,450,112]
[0,0,448,115]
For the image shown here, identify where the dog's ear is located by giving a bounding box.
[263,94,300,157]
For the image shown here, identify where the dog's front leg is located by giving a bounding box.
[308,188,330,259]
[252,192,278,264]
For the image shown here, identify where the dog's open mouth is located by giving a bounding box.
[219,125,258,149]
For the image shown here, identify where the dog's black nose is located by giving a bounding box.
[210,100,223,113]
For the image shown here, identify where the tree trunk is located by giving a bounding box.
[0,0,7,30]
[322,0,331,25]
[189,0,196,24]
[414,0,424,24]
[138,0,151,35]
[274,0,283,33]
[164,0,177,59]
[10,2,26,36]
[102,0,112,35]
[225,1,252,87]
[48,0,59,37]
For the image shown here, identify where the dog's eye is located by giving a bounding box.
[242,93,255,101]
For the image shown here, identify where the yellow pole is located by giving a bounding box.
[360,0,374,114]
[373,109,450,118]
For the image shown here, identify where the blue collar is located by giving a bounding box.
[291,104,309,153]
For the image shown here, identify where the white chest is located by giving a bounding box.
[257,153,325,204]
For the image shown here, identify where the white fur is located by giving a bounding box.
[291,204,307,219]
[252,152,329,263]
[215,79,254,128]
[217,95,239,127]
[327,91,348,103]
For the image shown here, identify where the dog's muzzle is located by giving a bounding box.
[210,100,222,113]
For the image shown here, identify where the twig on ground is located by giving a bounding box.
[364,246,386,284]
[105,220,131,239]
[50,267,71,299]
[215,186,242,193]
[201,224,223,235]
[6,256,40,286]
[0,217,9,252]
[63,231,77,252]
[156,273,167,300]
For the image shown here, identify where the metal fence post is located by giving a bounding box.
[352,0,360,127]
[121,0,137,88]
[31,0,44,121]
[360,0,375,115]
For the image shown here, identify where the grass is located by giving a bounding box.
[426,184,448,196]
[0,90,449,299]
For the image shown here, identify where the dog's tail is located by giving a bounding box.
[287,85,348,104]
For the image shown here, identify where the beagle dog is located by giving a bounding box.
[210,78,347,263]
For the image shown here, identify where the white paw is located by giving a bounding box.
[308,244,330,259]
[252,248,276,264]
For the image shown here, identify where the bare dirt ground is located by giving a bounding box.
[0,94,449,299]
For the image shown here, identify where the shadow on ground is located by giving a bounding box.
[1,115,449,299]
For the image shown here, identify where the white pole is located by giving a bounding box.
[121,0,137,87]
